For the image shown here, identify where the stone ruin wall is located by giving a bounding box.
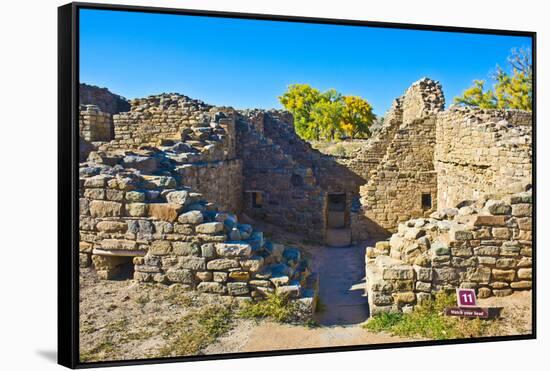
[81,95,243,214]
[364,104,533,314]
[237,111,326,241]
[365,190,532,314]
[359,79,444,235]
[237,109,367,243]
[79,105,113,142]
[80,83,131,115]
[78,171,318,312]
[435,108,532,209]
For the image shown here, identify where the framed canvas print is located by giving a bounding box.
[58,2,536,368]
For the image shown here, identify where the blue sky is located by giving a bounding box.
[80,9,531,115]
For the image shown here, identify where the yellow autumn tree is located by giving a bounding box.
[341,95,375,139]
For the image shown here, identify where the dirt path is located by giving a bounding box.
[312,242,371,325]
[206,320,411,354]
[206,240,409,355]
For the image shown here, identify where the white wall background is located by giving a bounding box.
[0,0,546,369]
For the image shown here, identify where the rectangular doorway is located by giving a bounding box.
[327,193,347,228]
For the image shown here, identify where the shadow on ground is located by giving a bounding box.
[313,241,372,326]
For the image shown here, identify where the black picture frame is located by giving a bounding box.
[58,2,537,368]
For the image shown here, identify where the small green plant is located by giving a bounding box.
[364,292,496,340]
[240,293,300,323]
[80,338,116,362]
[158,305,233,357]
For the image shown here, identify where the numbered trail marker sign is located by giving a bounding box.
[457,288,477,307]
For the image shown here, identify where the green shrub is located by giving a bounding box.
[364,292,495,340]
[240,293,300,323]
[158,305,233,357]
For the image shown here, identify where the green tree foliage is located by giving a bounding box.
[454,48,532,111]
[279,84,375,141]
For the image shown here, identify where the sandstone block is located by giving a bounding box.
[172,242,199,256]
[240,256,264,272]
[149,241,172,255]
[165,190,190,205]
[166,268,194,284]
[200,243,216,258]
[174,224,194,235]
[178,256,206,270]
[512,204,531,217]
[473,215,509,227]
[477,287,492,298]
[79,241,93,253]
[125,191,146,202]
[500,241,521,256]
[382,266,414,280]
[196,222,224,235]
[491,269,516,282]
[195,271,213,282]
[100,239,137,250]
[213,272,228,282]
[206,258,240,270]
[89,200,123,217]
[227,282,249,296]
[466,267,491,283]
[517,268,532,280]
[485,200,512,215]
[393,292,416,304]
[178,210,204,225]
[148,203,182,222]
[276,283,301,298]
[433,267,459,283]
[124,203,145,217]
[215,243,252,257]
[229,271,250,281]
[84,188,105,200]
[371,292,394,306]
[492,227,512,240]
[511,281,532,289]
[415,281,431,292]
[96,221,127,233]
[496,258,516,269]
[473,246,500,256]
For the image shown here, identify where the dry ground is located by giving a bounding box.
[80,266,532,363]
[79,214,531,362]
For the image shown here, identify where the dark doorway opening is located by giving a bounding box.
[327,193,346,228]
[422,193,432,210]
[326,193,351,247]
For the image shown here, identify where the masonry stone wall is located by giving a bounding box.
[237,111,326,241]
[365,189,532,314]
[79,169,317,311]
[85,95,244,214]
[435,107,532,209]
[79,105,113,142]
[359,78,444,235]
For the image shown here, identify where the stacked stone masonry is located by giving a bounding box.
[365,189,532,314]
[79,167,318,312]
[435,107,532,209]
[79,78,533,315]
[359,78,444,235]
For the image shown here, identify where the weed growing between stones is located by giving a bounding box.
[240,293,302,323]
[363,292,496,340]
